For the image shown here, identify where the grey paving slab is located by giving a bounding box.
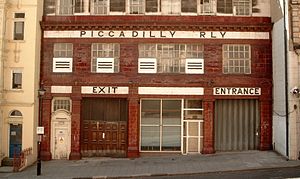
[0,151,299,179]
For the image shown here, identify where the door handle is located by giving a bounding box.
[102,133,105,139]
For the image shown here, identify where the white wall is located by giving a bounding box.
[272,17,287,157]
[273,0,300,160]
[252,0,271,17]
[287,51,300,160]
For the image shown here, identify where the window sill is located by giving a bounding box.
[9,40,25,43]
[7,89,24,93]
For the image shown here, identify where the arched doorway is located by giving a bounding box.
[8,110,23,158]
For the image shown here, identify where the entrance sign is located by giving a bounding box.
[213,87,261,95]
[81,86,129,94]
[44,30,269,40]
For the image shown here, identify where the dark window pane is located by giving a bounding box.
[74,0,85,13]
[44,0,56,15]
[145,0,158,12]
[110,0,125,12]
[14,22,24,40]
[181,0,197,13]
[14,13,25,18]
[10,110,22,117]
[217,0,233,13]
[12,72,22,89]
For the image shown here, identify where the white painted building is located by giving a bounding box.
[0,0,43,168]
[272,0,300,160]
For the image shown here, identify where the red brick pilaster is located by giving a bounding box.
[41,96,52,161]
[259,99,273,150]
[127,86,139,158]
[202,99,215,154]
[69,87,82,160]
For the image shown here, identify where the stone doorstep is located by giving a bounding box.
[0,166,13,173]
[1,157,13,166]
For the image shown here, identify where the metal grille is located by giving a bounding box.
[214,99,260,151]
[53,98,71,112]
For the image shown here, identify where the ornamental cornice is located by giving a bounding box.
[41,16,273,32]
[41,23,272,32]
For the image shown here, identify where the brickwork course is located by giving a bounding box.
[291,0,300,47]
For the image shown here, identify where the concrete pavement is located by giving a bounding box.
[0,151,300,179]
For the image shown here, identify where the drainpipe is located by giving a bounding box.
[284,0,289,158]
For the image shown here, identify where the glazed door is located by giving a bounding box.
[183,121,203,154]
[81,98,128,157]
[182,99,204,154]
[9,124,22,158]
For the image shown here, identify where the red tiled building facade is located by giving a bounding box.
[41,0,272,160]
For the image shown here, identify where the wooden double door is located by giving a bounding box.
[81,98,128,157]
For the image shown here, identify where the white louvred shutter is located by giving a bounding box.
[185,58,204,74]
[53,58,73,73]
[138,58,157,73]
[96,58,114,73]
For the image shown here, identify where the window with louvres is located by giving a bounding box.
[138,58,157,73]
[185,59,204,74]
[91,43,120,73]
[53,43,73,73]
[139,44,204,74]
[53,58,73,73]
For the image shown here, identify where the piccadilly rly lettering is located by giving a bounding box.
[79,30,227,38]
